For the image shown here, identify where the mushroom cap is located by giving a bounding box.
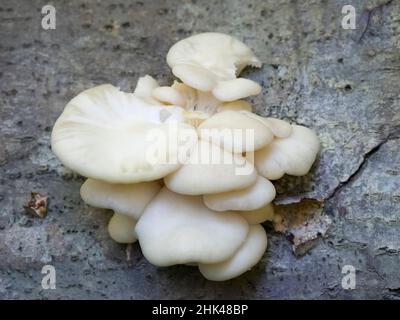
[239,111,292,138]
[108,213,137,244]
[133,75,160,104]
[203,176,276,212]
[164,139,257,195]
[51,84,197,183]
[152,86,186,107]
[238,203,275,225]
[135,188,249,266]
[262,117,292,138]
[153,81,219,116]
[153,81,253,119]
[198,110,274,153]
[199,224,267,281]
[212,78,261,102]
[167,33,261,98]
[255,125,320,180]
[80,179,161,219]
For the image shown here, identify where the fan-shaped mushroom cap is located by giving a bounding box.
[212,78,261,102]
[51,84,197,183]
[198,110,274,153]
[198,224,267,281]
[239,111,292,138]
[166,33,261,100]
[108,213,137,244]
[135,188,249,266]
[261,118,292,138]
[255,125,320,180]
[203,176,275,212]
[238,203,275,225]
[80,179,161,219]
[164,139,257,195]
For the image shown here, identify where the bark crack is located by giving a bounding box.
[326,130,400,202]
[358,0,394,42]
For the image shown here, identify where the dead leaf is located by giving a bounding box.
[273,199,331,256]
[24,192,48,218]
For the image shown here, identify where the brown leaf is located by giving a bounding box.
[273,199,331,256]
[24,192,48,218]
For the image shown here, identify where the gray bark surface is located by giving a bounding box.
[0,0,399,299]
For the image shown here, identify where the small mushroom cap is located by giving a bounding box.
[203,176,276,212]
[133,75,160,104]
[51,84,197,183]
[135,188,249,266]
[80,179,161,219]
[153,81,222,116]
[167,33,261,93]
[212,78,261,102]
[199,224,267,281]
[238,203,275,225]
[172,64,217,92]
[255,125,320,180]
[239,111,292,138]
[164,139,257,195]
[262,117,292,138]
[152,81,252,119]
[152,86,186,106]
[198,110,274,153]
[108,213,137,244]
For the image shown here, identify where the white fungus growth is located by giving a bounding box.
[51,32,320,281]
[51,84,197,183]
[166,32,261,100]
[198,110,274,153]
[80,179,161,219]
[199,224,268,281]
[203,176,276,212]
[255,125,320,180]
[108,213,137,244]
[164,139,257,195]
[135,188,249,266]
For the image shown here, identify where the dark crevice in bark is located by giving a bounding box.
[358,0,394,42]
[326,130,400,202]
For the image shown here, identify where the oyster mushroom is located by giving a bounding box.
[239,111,293,138]
[80,179,161,219]
[135,188,249,266]
[51,84,197,183]
[198,224,268,281]
[164,139,257,195]
[153,81,252,119]
[166,33,261,101]
[203,176,275,212]
[108,213,137,244]
[198,110,274,153]
[255,125,320,180]
[133,74,160,104]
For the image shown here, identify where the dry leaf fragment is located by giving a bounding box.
[25,192,48,218]
[273,199,331,256]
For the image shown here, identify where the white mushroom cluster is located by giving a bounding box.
[51,33,320,281]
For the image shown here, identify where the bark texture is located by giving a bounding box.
[0,0,399,299]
